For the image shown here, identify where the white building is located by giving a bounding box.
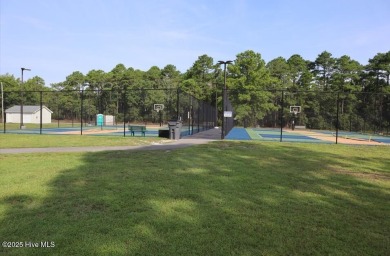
[5,105,53,124]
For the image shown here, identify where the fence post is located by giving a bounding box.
[187,94,190,136]
[379,93,383,132]
[221,87,225,139]
[190,95,193,135]
[40,91,43,134]
[202,101,205,131]
[336,92,339,144]
[57,98,60,128]
[197,101,200,132]
[0,83,2,126]
[215,88,218,128]
[280,90,284,142]
[3,91,6,133]
[123,86,127,137]
[80,89,84,135]
[176,88,180,120]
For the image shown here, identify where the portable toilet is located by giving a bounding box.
[96,114,104,126]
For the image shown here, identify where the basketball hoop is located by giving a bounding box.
[154,104,164,113]
[290,106,301,115]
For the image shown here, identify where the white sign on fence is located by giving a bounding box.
[224,111,233,117]
[104,115,115,125]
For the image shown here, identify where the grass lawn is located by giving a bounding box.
[0,141,389,255]
[0,134,166,148]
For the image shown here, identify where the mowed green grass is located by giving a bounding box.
[0,141,389,255]
[0,134,166,148]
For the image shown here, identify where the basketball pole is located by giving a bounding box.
[280,90,284,142]
[336,92,340,144]
[218,60,233,139]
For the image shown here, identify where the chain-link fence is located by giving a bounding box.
[225,89,390,143]
[2,89,216,137]
[3,88,388,142]
[222,89,234,139]
[178,90,216,136]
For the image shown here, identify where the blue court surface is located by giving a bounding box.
[2,125,210,138]
[226,127,324,142]
[225,127,390,144]
[225,128,251,140]
[2,126,161,137]
[372,137,390,143]
[3,127,81,134]
[260,134,320,141]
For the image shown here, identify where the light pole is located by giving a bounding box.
[215,82,218,128]
[218,60,232,139]
[20,67,31,129]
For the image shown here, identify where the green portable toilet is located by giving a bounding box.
[96,114,104,126]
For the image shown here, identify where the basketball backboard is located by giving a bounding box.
[290,106,301,115]
[154,104,164,112]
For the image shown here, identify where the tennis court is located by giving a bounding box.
[226,127,390,145]
[3,125,162,137]
[313,130,390,144]
[2,124,208,138]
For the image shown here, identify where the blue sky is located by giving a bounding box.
[1,0,389,85]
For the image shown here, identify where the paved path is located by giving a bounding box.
[0,128,222,154]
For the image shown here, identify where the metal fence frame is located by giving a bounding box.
[2,88,216,137]
[225,89,390,143]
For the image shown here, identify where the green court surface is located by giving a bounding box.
[2,125,161,137]
[226,127,390,144]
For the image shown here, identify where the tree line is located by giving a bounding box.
[1,50,389,131]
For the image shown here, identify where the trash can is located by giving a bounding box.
[167,120,182,140]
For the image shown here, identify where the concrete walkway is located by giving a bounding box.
[0,128,222,154]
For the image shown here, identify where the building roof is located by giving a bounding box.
[5,105,53,114]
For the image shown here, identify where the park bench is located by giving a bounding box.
[128,125,147,136]
[295,125,306,129]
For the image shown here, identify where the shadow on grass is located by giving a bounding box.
[0,141,389,255]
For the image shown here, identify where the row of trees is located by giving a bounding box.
[1,50,389,131]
